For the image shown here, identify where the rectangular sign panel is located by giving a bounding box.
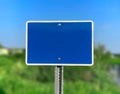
[26,20,94,66]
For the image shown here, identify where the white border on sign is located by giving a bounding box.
[26,20,94,66]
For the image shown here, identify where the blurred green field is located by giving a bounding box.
[1,79,120,94]
[111,58,120,64]
[0,45,120,94]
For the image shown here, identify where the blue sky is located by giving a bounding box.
[0,0,120,53]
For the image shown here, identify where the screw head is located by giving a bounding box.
[58,23,62,26]
[58,57,61,61]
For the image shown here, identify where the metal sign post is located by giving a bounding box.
[55,66,64,94]
[26,20,94,94]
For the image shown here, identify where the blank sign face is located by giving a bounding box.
[26,21,94,66]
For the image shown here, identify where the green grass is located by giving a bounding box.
[1,79,120,94]
[110,57,120,64]
[1,55,120,94]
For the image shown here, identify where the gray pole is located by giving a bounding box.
[55,66,64,94]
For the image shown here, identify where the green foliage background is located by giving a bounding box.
[0,45,120,94]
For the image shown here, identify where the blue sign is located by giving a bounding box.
[26,21,94,66]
